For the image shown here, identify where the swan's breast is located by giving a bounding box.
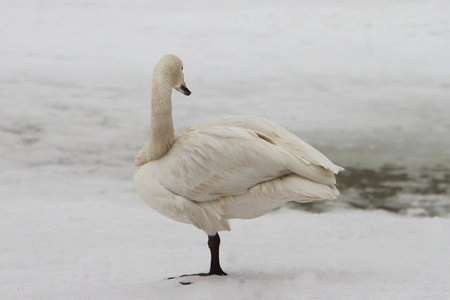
[133,162,192,225]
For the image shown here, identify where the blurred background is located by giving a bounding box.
[1,0,449,217]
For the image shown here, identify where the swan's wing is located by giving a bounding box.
[198,115,344,174]
[153,125,337,202]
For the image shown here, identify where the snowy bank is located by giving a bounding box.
[2,195,449,299]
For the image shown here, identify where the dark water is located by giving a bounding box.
[294,165,450,217]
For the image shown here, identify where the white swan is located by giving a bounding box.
[133,54,344,277]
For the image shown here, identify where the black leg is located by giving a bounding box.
[208,233,227,276]
[167,232,227,280]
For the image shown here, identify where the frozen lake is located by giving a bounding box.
[1,0,450,299]
[1,0,449,215]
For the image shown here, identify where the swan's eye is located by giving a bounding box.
[181,67,183,70]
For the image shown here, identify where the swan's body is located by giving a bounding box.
[133,55,343,276]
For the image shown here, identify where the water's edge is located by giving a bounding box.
[292,165,450,217]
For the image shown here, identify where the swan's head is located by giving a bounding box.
[153,54,191,96]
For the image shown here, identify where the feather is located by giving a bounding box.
[153,116,343,202]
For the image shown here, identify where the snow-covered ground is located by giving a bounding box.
[1,0,450,299]
[3,199,450,300]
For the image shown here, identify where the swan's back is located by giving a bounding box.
[151,115,343,202]
[194,115,344,174]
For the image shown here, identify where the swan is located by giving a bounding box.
[133,54,344,277]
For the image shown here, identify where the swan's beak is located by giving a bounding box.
[175,81,191,96]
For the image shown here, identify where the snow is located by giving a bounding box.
[1,0,450,299]
[2,200,450,299]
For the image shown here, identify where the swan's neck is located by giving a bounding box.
[146,79,175,161]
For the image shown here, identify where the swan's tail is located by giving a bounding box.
[279,174,339,203]
[220,174,339,220]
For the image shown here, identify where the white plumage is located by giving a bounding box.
[133,54,344,276]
